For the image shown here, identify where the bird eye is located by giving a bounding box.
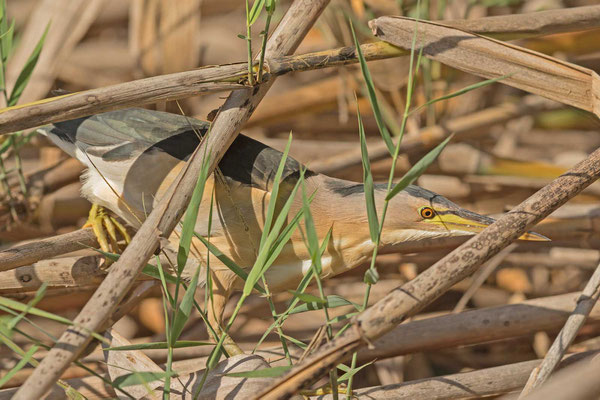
[420,207,435,219]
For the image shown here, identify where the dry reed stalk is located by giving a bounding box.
[445,5,600,40]
[401,248,600,271]
[0,65,246,135]
[102,328,165,398]
[12,1,331,398]
[0,256,104,295]
[1,5,598,135]
[514,353,600,400]
[2,351,597,400]
[101,330,278,399]
[370,17,600,118]
[520,259,600,396]
[254,138,600,399]
[319,351,600,400]
[0,364,98,391]
[0,43,396,136]
[0,228,97,272]
[2,291,599,395]
[357,292,600,364]
[464,175,600,197]
[453,243,518,313]
[4,0,104,106]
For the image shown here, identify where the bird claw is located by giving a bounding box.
[214,326,245,356]
[300,383,348,397]
[84,204,130,267]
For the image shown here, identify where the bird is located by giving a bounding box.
[38,108,546,350]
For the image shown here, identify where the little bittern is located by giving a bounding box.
[39,108,546,344]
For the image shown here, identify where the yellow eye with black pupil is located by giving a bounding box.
[420,207,435,219]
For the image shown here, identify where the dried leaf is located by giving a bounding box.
[369,16,600,117]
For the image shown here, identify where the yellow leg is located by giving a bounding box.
[83,204,131,265]
[300,383,348,397]
[207,269,244,356]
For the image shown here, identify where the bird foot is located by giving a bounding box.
[300,383,348,397]
[216,327,245,356]
[83,204,131,267]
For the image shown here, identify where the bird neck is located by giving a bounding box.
[309,176,382,251]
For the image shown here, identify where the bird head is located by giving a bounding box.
[379,185,548,244]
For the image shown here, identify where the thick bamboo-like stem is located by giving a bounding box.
[0,5,598,135]
[0,68,246,135]
[0,291,597,393]
[520,260,600,396]
[453,243,517,313]
[1,351,597,399]
[0,255,104,295]
[517,353,600,400]
[0,228,97,272]
[370,16,600,118]
[254,147,600,398]
[445,5,600,40]
[11,1,331,398]
[358,292,600,363]
[319,351,600,400]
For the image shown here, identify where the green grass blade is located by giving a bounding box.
[7,282,47,330]
[337,360,374,382]
[357,106,379,242]
[266,189,315,261]
[0,344,38,388]
[243,169,305,297]
[0,297,109,344]
[142,264,177,284]
[0,306,60,344]
[363,267,379,285]
[300,183,322,273]
[258,204,303,284]
[194,233,266,295]
[226,365,292,378]
[411,75,512,115]
[259,132,292,251]
[0,137,11,154]
[0,0,12,62]
[7,23,49,107]
[289,295,358,314]
[248,0,266,25]
[252,226,330,352]
[0,297,72,325]
[287,291,325,305]
[0,19,13,62]
[154,255,174,306]
[169,264,201,344]
[92,248,177,284]
[159,254,173,400]
[386,134,454,201]
[350,21,394,155]
[113,371,176,388]
[0,330,92,399]
[329,311,360,324]
[279,333,307,349]
[177,151,210,274]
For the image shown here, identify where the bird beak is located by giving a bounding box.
[436,209,549,241]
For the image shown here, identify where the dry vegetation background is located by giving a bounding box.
[1,0,600,398]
